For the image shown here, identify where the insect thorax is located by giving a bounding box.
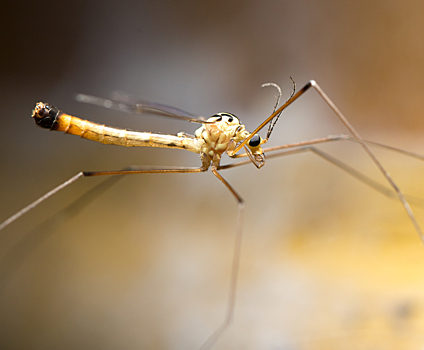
[195,114,250,167]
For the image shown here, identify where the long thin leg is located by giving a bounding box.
[230,81,424,243]
[0,166,206,232]
[225,146,424,208]
[263,134,424,161]
[0,163,244,349]
[311,82,424,242]
[0,173,84,231]
[0,174,125,295]
[227,134,424,207]
[199,167,244,350]
[230,134,424,162]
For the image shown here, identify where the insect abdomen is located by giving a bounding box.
[31,102,203,153]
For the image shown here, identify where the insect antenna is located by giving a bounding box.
[263,77,296,140]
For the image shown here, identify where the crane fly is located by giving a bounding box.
[1,80,424,349]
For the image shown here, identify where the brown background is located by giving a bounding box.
[1,1,424,349]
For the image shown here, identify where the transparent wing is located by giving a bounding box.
[76,92,208,124]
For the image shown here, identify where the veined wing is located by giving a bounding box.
[76,92,209,124]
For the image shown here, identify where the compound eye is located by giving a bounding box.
[248,134,261,147]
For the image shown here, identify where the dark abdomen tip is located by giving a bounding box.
[32,102,60,130]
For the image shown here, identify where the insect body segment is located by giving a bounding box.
[32,104,264,171]
[32,102,204,153]
[32,102,61,130]
[193,112,256,167]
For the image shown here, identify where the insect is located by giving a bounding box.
[1,80,424,349]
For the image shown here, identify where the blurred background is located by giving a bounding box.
[2,1,424,349]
